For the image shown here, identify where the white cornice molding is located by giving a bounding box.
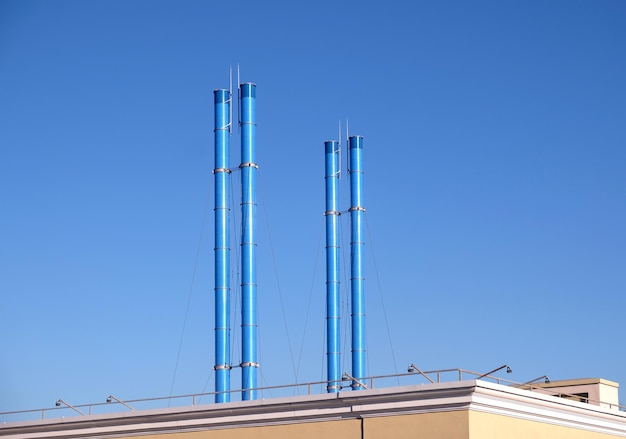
[470,381,626,437]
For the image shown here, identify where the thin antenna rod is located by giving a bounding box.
[237,65,241,127]
[338,121,342,178]
[345,119,350,172]
[339,120,342,148]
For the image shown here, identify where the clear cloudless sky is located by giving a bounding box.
[1,0,625,416]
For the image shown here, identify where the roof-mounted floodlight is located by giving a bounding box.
[54,399,86,416]
[523,375,550,385]
[477,364,512,380]
[342,372,368,390]
[407,363,435,383]
[106,394,135,411]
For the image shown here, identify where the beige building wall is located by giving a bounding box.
[469,410,623,439]
[54,409,625,439]
[114,419,361,439]
[364,410,469,439]
[107,412,471,439]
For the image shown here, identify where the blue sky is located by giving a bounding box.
[1,0,625,416]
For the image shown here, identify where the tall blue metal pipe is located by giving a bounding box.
[324,140,341,393]
[349,135,366,389]
[239,82,258,400]
[213,88,231,403]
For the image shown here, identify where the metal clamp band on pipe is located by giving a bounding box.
[240,361,260,368]
[239,162,259,168]
[349,206,366,212]
[324,210,341,216]
[326,385,341,391]
[214,364,232,371]
[213,167,232,174]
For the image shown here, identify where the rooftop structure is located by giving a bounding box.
[1,373,625,439]
[2,370,624,438]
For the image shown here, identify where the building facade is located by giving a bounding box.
[2,379,626,439]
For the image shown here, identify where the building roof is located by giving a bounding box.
[2,380,625,438]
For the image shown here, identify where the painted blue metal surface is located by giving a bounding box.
[349,135,366,389]
[240,82,258,400]
[213,89,231,403]
[324,140,341,392]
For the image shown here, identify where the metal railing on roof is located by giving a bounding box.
[1,368,623,423]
